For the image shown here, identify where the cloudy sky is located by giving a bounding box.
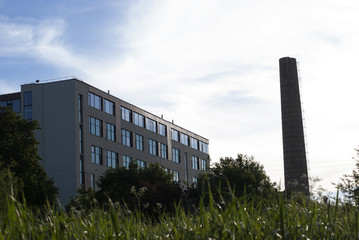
[1,0,359,193]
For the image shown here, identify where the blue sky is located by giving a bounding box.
[1,0,359,193]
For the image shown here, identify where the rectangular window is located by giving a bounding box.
[146,118,157,132]
[133,112,145,127]
[1,99,21,113]
[106,150,117,168]
[172,171,179,182]
[190,137,199,149]
[193,177,198,186]
[106,123,115,141]
[91,174,95,189]
[160,143,168,159]
[171,129,179,141]
[158,123,167,136]
[135,134,144,151]
[148,139,158,156]
[180,133,189,146]
[123,155,131,169]
[201,159,207,172]
[89,116,102,137]
[88,92,102,110]
[80,156,84,185]
[121,106,132,122]
[79,125,83,154]
[200,141,209,154]
[24,91,32,120]
[172,148,180,163]
[91,146,102,165]
[104,99,115,115]
[121,129,132,147]
[78,94,83,123]
[192,156,199,170]
[137,160,146,169]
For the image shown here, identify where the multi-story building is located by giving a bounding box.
[0,78,209,204]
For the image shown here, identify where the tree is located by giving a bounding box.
[196,154,277,203]
[0,106,58,207]
[95,162,183,213]
[337,147,359,204]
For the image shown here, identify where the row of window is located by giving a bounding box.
[87,92,208,154]
[0,99,21,113]
[171,129,209,153]
[121,106,167,136]
[88,92,115,115]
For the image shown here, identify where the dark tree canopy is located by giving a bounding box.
[95,162,183,213]
[196,154,277,202]
[0,106,58,207]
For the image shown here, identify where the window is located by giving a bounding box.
[190,137,198,149]
[180,133,189,146]
[148,139,158,156]
[201,159,207,172]
[171,129,179,141]
[160,143,168,159]
[91,174,95,189]
[80,157,84,185]
[121,129,132,147]
[104,99,115,115]
[78,95,83,123]
[133,112,145,127]
[193,177,198,186]
[158,123,167,136]
[24,91,32,120]
[1,99,21,113]
[135,134,144,151]
[121,106,132,122]
[79,125,83,154]
[88,92,102,110]
[123,155,131,169]
[172,171,179,182]
[106,150,117,168]
[192,156,199,170]
[199,141,209,154]
[106,123,115,141]
[89,116,102,137]
[137,160,146,169]
[91,146,102,165]
[146,118,157,132]
[172,148,180,163]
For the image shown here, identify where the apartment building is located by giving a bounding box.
[0,78,209,204]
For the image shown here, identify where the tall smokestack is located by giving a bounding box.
[279,57,309,195]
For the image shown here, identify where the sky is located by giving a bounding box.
[1,0,359,194]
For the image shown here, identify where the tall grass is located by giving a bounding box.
[0,191,358,239]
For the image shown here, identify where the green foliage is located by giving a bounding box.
[0,106,58,207]
[0,187,358,239]
[338,147,359,204]
[94,162,183,214]
[196,154,277,203]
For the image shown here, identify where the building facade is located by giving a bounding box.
[0,78,209,204]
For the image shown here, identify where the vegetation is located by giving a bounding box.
[0,106,58,208]
[338,147,359,204]
[195,154,277,203]
[1,186,359,239]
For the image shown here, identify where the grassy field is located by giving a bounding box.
[1,192,358,240]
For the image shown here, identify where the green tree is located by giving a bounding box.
[338,147,359,204]
[196,154,277,203]
[95,162,183,213]
[0,106,58,207]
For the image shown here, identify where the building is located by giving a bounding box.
[279,57,309,195]
[0,78,210,204]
